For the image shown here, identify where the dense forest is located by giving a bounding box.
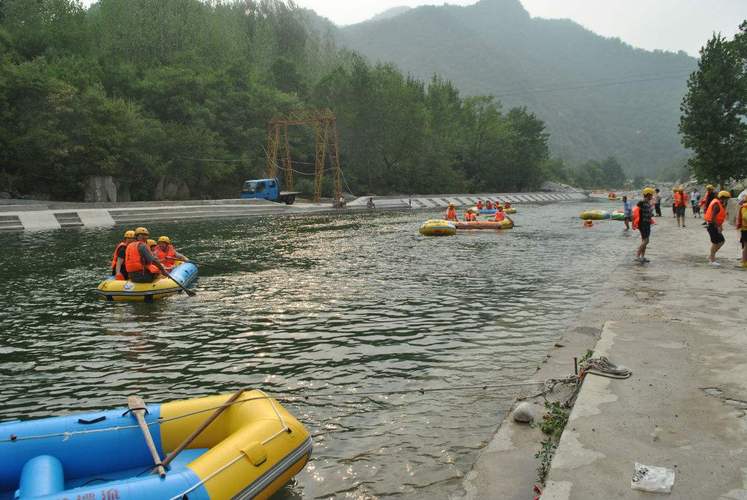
[339,0,697,177]
[0,0,562,201]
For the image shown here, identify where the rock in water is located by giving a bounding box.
[513,402,535,424]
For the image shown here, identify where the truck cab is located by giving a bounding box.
[240,178,298,205]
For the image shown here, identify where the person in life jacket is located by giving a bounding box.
[704,191,731,266]
[673,187,689,228]
[486,200,493,210]
[147,239,157,253]
[476,199,484,210]
[633,187,657,263]
[700,185,716,225]
[111,230,135,280]
[155,236,189,270]
[464,209,478,222]
[736,199,747,268]
[445,203,458,221]
[125,227,168,283]
[494,206,506,222]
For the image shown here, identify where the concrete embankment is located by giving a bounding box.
[0,190,587,232]
[460,213,747,499]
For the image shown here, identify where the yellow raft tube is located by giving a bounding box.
[96,262,198,302]
[160,390,312,499]
[419,219,457,236]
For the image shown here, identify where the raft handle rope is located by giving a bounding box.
[1,380,545,444]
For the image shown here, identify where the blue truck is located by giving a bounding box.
[239,178,299,205]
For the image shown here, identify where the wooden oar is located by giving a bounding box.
[127,395,166,477]
[161,269,196,297]
[161,389,245,469]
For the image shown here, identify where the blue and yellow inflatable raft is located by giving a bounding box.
[0,390,312,499]
[96,262,198,302]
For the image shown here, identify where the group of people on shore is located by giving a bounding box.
[630,185,746,267]
[445,200,511,222]
[111,227,190,283]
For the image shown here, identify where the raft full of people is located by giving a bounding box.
[96,227,197,302]
[419,201,515,236]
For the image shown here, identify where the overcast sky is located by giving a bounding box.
[295,0,746,55]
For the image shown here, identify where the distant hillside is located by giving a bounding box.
[367,6,411,23]
[338,0,696,176]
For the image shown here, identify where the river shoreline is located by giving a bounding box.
[0,191,588,232]
[460,212,747,499]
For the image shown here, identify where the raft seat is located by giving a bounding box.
[17,455,65,498]
[63,449,208,490]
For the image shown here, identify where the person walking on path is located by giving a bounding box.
[653,188,662,217]
[691,188,701,217]
[674,187,689,228]
[633,188,656,263]
[736,198,747,268]
[704,191,732,266]
[622,195,632,231]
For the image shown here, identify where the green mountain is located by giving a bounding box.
[339,0,696,176]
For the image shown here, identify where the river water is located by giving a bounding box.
[0,202,628,499]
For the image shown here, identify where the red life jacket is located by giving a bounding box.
[111,242,126,270]
[674,192,683,207]
[486,200,493,209]
[504,201,512,209]
[446,207,458,221]
[125,241,160,274]
[705,199,726,225]
[476,201,483,209]
[155,244,178,269]
[494,211,505,222]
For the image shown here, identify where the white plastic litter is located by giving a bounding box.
[631,463,675,493]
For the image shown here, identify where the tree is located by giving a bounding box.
[680,25,747,186]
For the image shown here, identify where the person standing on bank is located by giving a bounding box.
[704,191,732,266]
[125,227,168,282]
[737,197,747,268]
[633,188,656,263]
[622,195,632,231]
[700,185,716,225]
[654,188,662,217]
[674,187,689,228]
[691,188,701,217]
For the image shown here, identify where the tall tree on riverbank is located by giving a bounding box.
[680,22,747,186]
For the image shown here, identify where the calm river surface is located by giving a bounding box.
[0,202,628,499]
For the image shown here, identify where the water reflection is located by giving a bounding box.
[0,203,626,498]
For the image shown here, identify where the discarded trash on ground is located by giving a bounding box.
[631,462,675,493]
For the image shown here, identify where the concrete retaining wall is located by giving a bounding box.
[348,191,588,209]
[0,191,589,232]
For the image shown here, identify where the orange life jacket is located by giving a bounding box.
[673,192,683,207]
[111,242,127,270]
[446,207,458,221]
[494,211,505,222]
[125,241,159,274]
[155,244,178,268]
[705,198,726,225]
[465,212,477,221]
